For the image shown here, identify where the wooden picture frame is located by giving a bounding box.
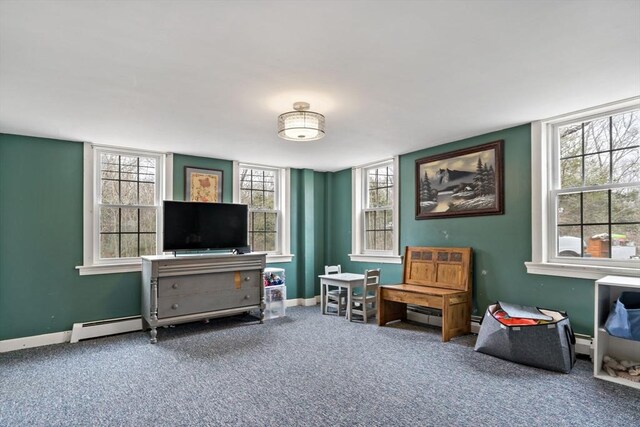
[415,140,504,219]
[184,166,223,203]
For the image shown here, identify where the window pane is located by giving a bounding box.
[121,181,138,205]
[584,153,610,186]
[139,183,155,205]
[557,225,583,257]
[612,188,640,223]
[121,208,138,233]
[240,189,251,204]
[263,190,275,210]
[140,234,156,256]
[365,231,376,250]
[560,157,582,188]
[584,117,610,154]
[101,180,119,204]
[611,224,640,260]
[385,230,393,250]
[583,191,608,224]
[612,147,640,184]
[265,232,276,252]
[612,110,639,150]
[375,210,385,230]
[252,212,265,231]
[584,226,610,259]
[559,124,582,158]
[557,193,580,225]
[100,207,119,233]
[140,209,156,233]
[100,234,119,259]
[252,232,265,252]
[265,212,277,232]
[121,234,138,258]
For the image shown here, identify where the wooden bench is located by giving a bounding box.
[377,246,473,342]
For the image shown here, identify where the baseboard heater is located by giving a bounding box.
[406,305,593,357]
[70,315,143,343]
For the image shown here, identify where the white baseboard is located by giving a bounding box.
[0,330,71,353]
[70,316,142,343]
[286,297,317,307]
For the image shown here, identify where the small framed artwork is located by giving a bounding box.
[184,166,223,203]
[415,140,504,219]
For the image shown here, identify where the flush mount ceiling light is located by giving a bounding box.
[277,102,325,141]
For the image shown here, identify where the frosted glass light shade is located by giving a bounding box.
[277,103,325,141]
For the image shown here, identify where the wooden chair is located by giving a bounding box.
[349,269,381,323]
[324,265,348,316]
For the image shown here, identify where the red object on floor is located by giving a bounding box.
[493,309,539,326]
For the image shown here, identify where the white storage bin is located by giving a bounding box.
[264,284,286,320]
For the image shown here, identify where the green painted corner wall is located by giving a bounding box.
[326,125,594,335]
[0,134,140,341]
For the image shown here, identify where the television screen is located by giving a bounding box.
[163,201,248,252]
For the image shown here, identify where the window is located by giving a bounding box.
[77,144,169,275]
[350,158,401,263]
[233,162,292,262]
[527,98,640,279]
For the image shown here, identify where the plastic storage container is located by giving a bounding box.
[263,268,286,320]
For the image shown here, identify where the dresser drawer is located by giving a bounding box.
[158,271,260,297]
[157,286,261,318]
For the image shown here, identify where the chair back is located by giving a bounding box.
[325,264,342,275]
[364,268,381,290]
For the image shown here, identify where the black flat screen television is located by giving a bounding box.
[163,201,249,252]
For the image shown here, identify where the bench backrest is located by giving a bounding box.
[402,246,472,291]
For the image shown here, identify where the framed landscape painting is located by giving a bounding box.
[415,140,504,219]
[184,166,223,203]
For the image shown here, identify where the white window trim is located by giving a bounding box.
[233,161,293,263]
[76,143,172,276]
[526,97,640,280]
[349,157,402,264]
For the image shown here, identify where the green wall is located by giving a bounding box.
[0,126,597,341]
[326,124,595,334]
[172,154,233,203]
[0,134,141,341]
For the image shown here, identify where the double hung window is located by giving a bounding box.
[78,145,166,275]
[234,162,291,262]
[350,158,401,263]
[527,98,639,278]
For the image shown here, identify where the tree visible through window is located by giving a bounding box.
[240,167,278,252]
[364,164,394,251]
[554,109,639,260]
[98,152,158,258]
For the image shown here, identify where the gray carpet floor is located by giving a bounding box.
[1,306,639,427]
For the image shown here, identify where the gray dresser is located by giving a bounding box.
[141,253,266,343]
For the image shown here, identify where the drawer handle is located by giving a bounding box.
[244,295,250,299]
[172,283,179,289]
[171,303,179,309]
[244,276,251,281]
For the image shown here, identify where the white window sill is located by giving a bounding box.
[525,261,640,280]
[266,254,294,263]
[349,254,403,264]
[76,261,142,276]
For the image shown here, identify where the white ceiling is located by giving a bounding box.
[1,0,639,172]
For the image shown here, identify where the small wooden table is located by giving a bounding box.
[319,273,365,318]
[378,246,472,342]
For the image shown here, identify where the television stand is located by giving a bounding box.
[141,252,266,343]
